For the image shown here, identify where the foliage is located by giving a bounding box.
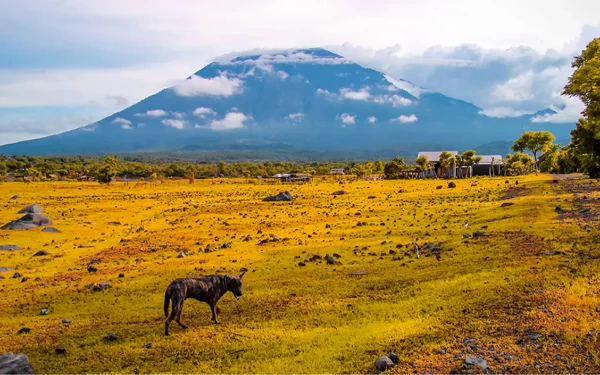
[504,152,534,175]
[415,155,429,172]
[383,157,410,179]
[511,131,555,174]
[561,38,600,177]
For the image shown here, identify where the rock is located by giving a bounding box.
[368,196,376,199]
[463,233,471,238]
[243,235,253,242]
[18,204,44,214]
[87,265,98,273]
[464,356,488,371]
[2,214,52,230]
[543,251,564,256]
[9,195,20,200]
[0,353,35,374]
[505,180,510,184]
[136,226,145,233]
[527,332,543,340]
[386,352,399,364]
[118,273,125,278]
[145,343,152,349]
[555,206,566,214]
[500,202,514,207]
[108,221,122,226]
[55,346,66,355]
[42,227,61,233]
[33,250,49,256]
[434,349,446,355]
[374,356,394,372]
[106,332,117,341]
[12,273,22,279]
[471,182,478,187]
[332,191,348,195]
[62,319,71,326]
[221,243,231,249]
[436,185,443,190]
[263,191,293,202]
[472,231,485,238]
[0,245,21,251]
[0,267,14,272]
[17,327,31,334]
[177,252,186,258]
[297,262,305,267]
[448,182,457,188]
[325,254,335,265]
[93,282,111,292]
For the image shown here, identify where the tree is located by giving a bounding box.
[438,151,453,178]
[97,156,118,185]
[415,155,429,174]
[512,131,555,175]
[384,157,409,179]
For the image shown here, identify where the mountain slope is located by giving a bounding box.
[0,48,574,156]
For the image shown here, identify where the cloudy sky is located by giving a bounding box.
[1,0,598,145]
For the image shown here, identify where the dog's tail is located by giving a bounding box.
[164,288,171,318]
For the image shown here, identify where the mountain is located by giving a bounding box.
[0,48,574,157]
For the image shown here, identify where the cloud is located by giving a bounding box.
[368,116,377,123]
[383,75,422,98]
[134,109,168,117]
[112,117,132,126]
[286,112,304,122]
[478,107,530,118]
[490,71,535,102]
[106,95,129,107]
[172,111,185,119]
[373,94,413,107]
[172,73,243,97]
[120,124,132,130]
[161,118,186,129]
[316,88,337,98]
[218,50,349,65]
[392,114,418,123]
[193,107,216,118]
[337,113,356,126]
[277,70,289,80]
[209,112,250,131]
[340,88,371,101]
[530,94,584,123]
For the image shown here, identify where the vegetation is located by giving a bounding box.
[512,131,555,175]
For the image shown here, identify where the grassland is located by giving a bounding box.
[0,175,599,374]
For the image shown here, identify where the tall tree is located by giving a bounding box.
[415,155,429,174]
[512,131,555,175]
[563,38,600,177]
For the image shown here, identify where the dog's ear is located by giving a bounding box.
[239,271,246,279]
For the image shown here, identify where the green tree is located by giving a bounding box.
[383,157,409,179]
[415,155,429,173]
[512,131,555,175]
[438,151,454,178]
[97,155,118,185]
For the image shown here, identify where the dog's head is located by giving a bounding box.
[226,271,245,299]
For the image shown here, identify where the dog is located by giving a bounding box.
[163,272,245,335]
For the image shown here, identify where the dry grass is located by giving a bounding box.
[0,175,599,373]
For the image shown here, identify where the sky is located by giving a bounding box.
[1,0,599,145]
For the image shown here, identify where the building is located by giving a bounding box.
[473,155,503,176]
[417,151,458,178]
[330,168,345,175]
[271,173,311,183]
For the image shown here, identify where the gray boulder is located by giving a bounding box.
[42,227,61,233]
[0,353,35,374]
[374,356,394,372]
[263,191,293,202]
[18,204,44,214]
[2,214,52,230]
[0,245,21,251]
[464,356,488,371]
[332,190,348,195]
[33,250,49,257]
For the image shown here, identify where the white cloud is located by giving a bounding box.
[478,107,530,118]
[135,109,168,117]
[316,88,337,98]
[193,107,216,118]
[286,112,305,122]
[218,50,349,65]
[277,70,289,80]
[392,114,418,123]
[340,88,371,101]
[112,117,132,126]
[161,118,186,129]
[373,94,413,107]
[337,113,356,126]
[120,124,132,130]
[383,75,423,98]
[210,112,250,131]
[368,116,377,123]
[172,111,186,119]
[530,94,584,123]
[173,73,243,97]
[491,71,535,102]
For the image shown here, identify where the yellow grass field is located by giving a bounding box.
[0,175,599,373]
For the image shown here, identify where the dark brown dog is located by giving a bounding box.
[163,272,245,335]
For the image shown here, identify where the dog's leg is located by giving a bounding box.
[210,303,220,324]
[216,306,221,314]
[176,300,188,329]
[165,296,180,335]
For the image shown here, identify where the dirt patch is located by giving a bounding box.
[500,186,529,200]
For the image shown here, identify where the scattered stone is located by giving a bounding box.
[136,226,145,233]
[297,262,305,267]
[436,185,443,190]
[528,332,543,340]
[33,250,49,256]
[555,206,567,214]
[0,245,21,251]
[118,273,125,278]
[243,235,253,242]
[12,273,22,279]
[263,191,293,202]
[434,349,446,355]
[55,346,66,355]
[543,251,565,256]
[332,190,348,195]
[2,214,52,230]
[42,227,61,233]
[464,356,488,371]
[505,180,510,184]
[9,195,20,200]
[463,233,471,239]
[18,204,44,214]
[38,308,49,315]
[325,254,335,265]
[221,243,231,249]
[17,327,31,334]
[386,352,399,364]
[0,353,35,374]
[106,332,117,341]
[87,265,98,273]
[145,343,152,349]
[374,356,394,372]
[500,202,514,207]
[368,195,376,199]
[448,182,457,188]
[0,267,14,272]
[62,319,71,326]
[471,182,478,187]
[472,231,485,238]
[108,221,122,226]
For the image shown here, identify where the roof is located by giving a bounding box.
[417,151,458,162]
[477,155,503,164]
